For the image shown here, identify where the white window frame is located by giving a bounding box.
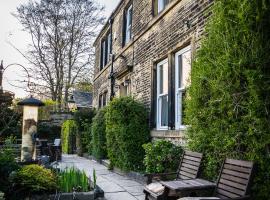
[175,46,191,130]
[125,5,132,44]
[156,58,169,130]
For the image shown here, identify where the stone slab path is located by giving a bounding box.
[59,154,145,200]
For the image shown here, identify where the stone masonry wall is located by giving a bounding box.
[93,0,213,142]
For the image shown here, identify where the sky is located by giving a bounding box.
[0,0,119,98]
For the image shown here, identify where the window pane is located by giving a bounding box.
[159,62,168,94]
[181,91,186,125]
[181,50,191,87]
[125,5,132,44]
[103,92,107,106]
[102,41,106,67]
[158,0,164,13]
[178,55,182,89]
[160,95,168,127]
[107,34,111,62]
[99,95,102,108]
[159,64,163,94]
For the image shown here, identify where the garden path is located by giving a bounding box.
[59,154,145,200]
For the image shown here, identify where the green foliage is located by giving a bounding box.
[185,1,270,199]
[61,120,78,154]
[74,109,96,155]
[37,124,61,142]
[91,108,107,159]
[10,164,57,194]
[58,167,89,192]
[143,140,183,173]
[106,97,150,171]
[38,99,57,120]
[0,104,22,140]
[0,137,20,193]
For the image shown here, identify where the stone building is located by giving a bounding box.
[93,0,213,144]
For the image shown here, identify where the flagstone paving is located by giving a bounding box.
[59,154,145,200]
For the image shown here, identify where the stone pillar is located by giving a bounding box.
[21,106,38,162]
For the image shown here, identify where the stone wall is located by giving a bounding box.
[93,0,213,143]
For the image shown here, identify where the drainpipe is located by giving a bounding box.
[109,17,115,100]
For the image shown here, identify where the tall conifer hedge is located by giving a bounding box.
[186,1,270,198]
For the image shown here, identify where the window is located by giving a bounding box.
[156,59,169,130]
[175,46,191,129]
[153,0,169,15]
[99,91,107,108]
[100,33,111,70]
[123,4,132,45]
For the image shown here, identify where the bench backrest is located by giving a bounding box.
[215,158,254,199]
[177,151,203,180]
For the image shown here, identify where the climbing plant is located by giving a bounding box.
[185,0,270,199]
[61,120,78,154]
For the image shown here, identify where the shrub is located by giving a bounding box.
[58,167,89,192]
[0,137,20,193]
[143,140,183,173]
[185,1,270,199]
[61,120,78,154]
[10,164,57,195]
[106,97,150,171]
[73,109,96,155]
[91,108,107,160]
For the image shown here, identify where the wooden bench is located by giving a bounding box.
[165,158,255,200]
[144,151,203,200]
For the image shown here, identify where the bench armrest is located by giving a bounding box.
[144,172,178,184]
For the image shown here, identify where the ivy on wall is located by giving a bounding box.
[185,0,270,199]
[61,120,78,154]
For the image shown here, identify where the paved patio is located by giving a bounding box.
[58,154,145,200]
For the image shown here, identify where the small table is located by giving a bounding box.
[161,178,216,198]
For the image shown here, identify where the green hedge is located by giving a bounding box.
[91,108,107,160]
[185,1,270,199]
[73,109,96,155]
[143,140,183,173]
[106,97,150,171]
[61,120,78,154]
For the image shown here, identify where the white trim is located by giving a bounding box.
[175,45,191,130]
[156,58,169,130]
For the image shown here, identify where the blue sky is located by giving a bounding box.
[0,0,120,98]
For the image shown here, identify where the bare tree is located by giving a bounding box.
[14,0,105,104]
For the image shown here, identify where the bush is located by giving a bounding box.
[106,97,150,171]
[0,137,20,194]
[143,140,183,173]
[61,120,78,154]
[10,164,57,195]
[91,108,107,160]
[185,1,270,199]
[58,167,89,192]
[73,109,96,155]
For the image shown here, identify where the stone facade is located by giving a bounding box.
[93,0,213,144]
